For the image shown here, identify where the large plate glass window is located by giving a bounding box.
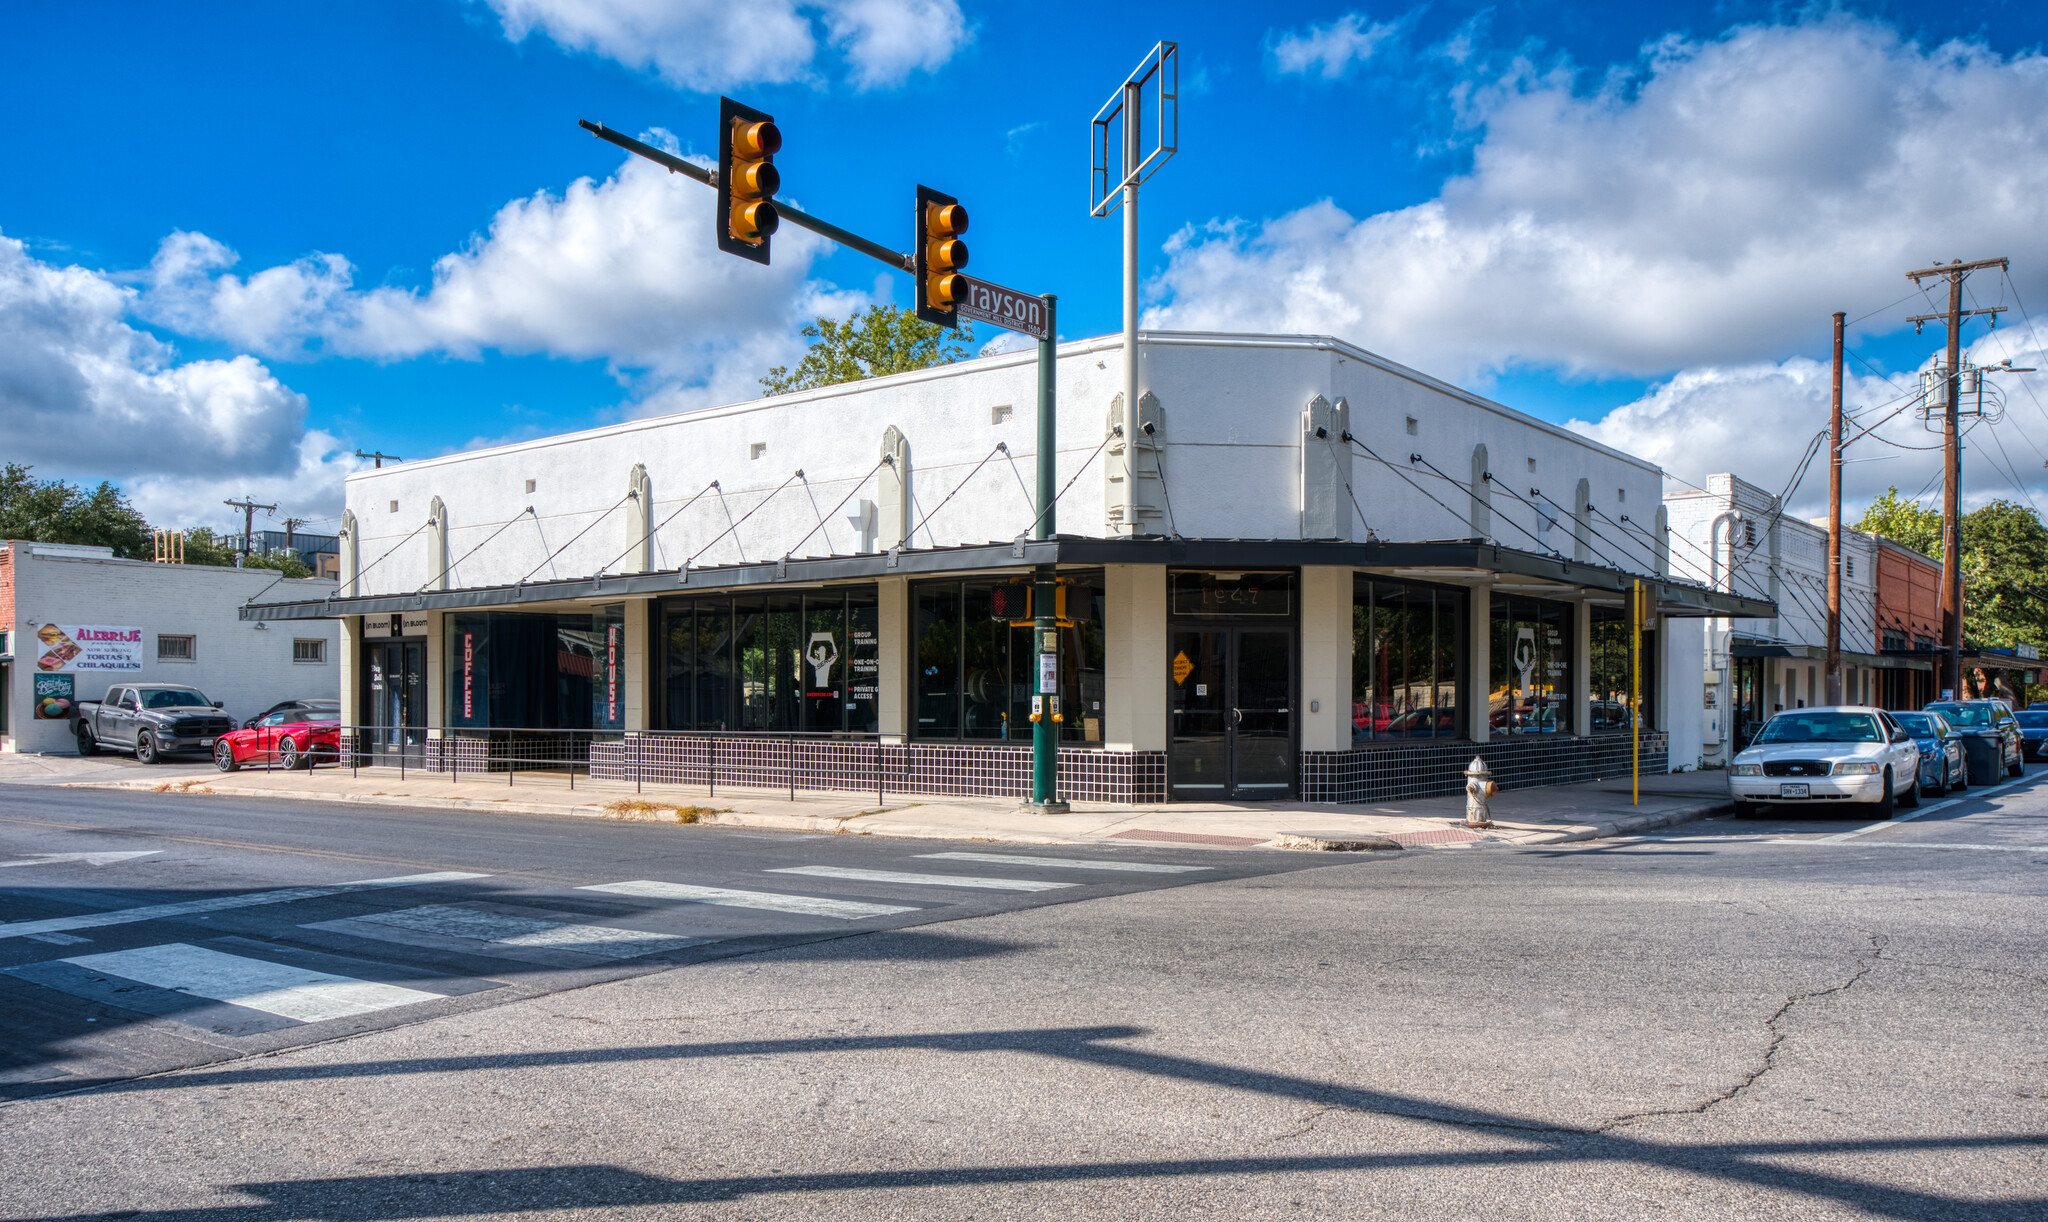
[657,587,877,733]
[1352,578,1465,741]
[912,573,1105,743]
[1490,594,1573,735]
[1588,603,1655,733]
[446,605,625,730]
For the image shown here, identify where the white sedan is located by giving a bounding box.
[1728,706,1922,818]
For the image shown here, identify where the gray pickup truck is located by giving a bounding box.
[74,684,235,764]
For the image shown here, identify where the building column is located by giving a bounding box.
[338,615,361,729]
[1468,580,1493,742]
[423,611,445,736]
[623,598,651,731]
[877,575,909,742]
[1104,564,1167,751]
[1298,567,1352,752]
[1572,596,1593,736]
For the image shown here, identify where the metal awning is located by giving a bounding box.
[1734,640,1932,671]
[239,536,1779,622]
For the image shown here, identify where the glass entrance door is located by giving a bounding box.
[1169,628,1296,800]
[366,640,426,765]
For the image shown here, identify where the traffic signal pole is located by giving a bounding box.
[1030,296,1067,812]
[581,111,1065,811]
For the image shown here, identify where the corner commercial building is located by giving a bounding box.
[243,331,1770,804]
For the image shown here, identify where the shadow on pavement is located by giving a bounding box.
[32,1025,2048,1221]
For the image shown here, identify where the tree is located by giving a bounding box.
[0,464,154,558]
[1960,499,2048,650]
[1853,486,1943,558]
[761,306,977,395]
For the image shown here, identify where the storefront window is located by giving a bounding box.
[1588,604,1656,732]
[913,573,1105,743]
[1352,579,1465,741]
[659,587,876,733]
[447,605,624,730]
[1490,594,1573,735]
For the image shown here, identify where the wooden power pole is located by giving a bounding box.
[1826,311,1844,706]
[222,497,276,561]
[1906,257,2008,699]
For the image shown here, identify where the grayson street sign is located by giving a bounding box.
[955,275,1049,339]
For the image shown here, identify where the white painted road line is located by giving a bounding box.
[579,880,919,920]
[916,852,1209,874]
[60,943,445,1023]
[355,904,713,959]
[0,872,489,940]
[767,866,1077,892]
[0,851,163,868]
[1766,839,2048,853]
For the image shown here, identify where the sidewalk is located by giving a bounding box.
[39,752,1733,852]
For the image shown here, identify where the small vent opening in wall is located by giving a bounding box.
[1404,417,1418,435]
[388,500,399,513]
[991,404,1013,424]
[524,479,536,494]
[750,442,766,460]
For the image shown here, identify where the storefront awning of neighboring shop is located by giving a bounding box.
[1733,639,1928,671]
[238,535,1779,622]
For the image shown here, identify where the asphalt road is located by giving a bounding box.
[1,772,2044,1220]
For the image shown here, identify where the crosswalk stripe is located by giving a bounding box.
[915,852,1209,874]
[353,905,713,959]
[579,880,918,919]
[0,872,490,940]
[767,866,1076,892]
[59,943,444,1023]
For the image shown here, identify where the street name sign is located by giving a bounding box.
[956,275,1049,339]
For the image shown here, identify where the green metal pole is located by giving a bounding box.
[1031,296,1065,810]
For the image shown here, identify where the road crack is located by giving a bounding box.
[1601,930,1887,1131]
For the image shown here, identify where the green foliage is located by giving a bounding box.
[1960,499,2048,650]
[0,464,154,558]
[761,306,977,395]
[244,549,313,578]
[176,527,242,568]
[1853,486,1943,558]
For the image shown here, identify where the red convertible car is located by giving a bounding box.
[214,707,341,771]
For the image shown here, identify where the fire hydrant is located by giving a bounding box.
[1464,756,1499,828]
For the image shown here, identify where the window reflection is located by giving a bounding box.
[1352,579,1464,742]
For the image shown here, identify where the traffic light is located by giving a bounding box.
[914,184,968,327]
[717,97,780,264]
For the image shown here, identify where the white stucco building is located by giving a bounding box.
[245,331,1769,803]
[1,542,340,754]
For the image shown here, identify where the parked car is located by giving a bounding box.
[243,697,340,731]
[1727,706,1922,818]
[1922,700,2024,783]
[2014,709,2048,761]
[214,705,341,771]
[73,685,234,764]
[1889,710,1968,794]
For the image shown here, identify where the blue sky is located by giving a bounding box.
[5,0,2048,534]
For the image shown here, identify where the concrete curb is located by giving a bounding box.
[1487,799,1734,845]
[1270,832,1404,852]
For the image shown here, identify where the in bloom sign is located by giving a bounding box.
[35,624,144,672]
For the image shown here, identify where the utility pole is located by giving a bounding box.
[354,449,402,469]
[1906,257,2009,699]
[282,516,306,559]
[222,497,276,564]
[1826,311,1845,706]
[1031,295,1066,812]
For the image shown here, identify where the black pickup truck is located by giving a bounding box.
[74,684,235,764]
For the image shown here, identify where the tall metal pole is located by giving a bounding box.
[1941,273,1964,699]
[1631,580,1642,806]
[1030,296,1065,811]
[1826,311,1845,705]
[1122,80,1140,465]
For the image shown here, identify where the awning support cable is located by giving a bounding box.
[419,507,534,594]
[783,457,890,560]
[598,480,719,575]
[516,490,637,585]
[687,470,803,567]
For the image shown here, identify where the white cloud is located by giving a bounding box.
[1570,320,2048,517]
[0,232,316,496]
[144,143,873,395]
[482,0,967,91]
[1270,12,1404,80]
[1153,17,2048,384]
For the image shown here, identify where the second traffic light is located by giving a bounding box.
[915,184,968,327]
[718,97,780,264]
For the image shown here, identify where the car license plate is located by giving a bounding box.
[1779,782,1810,798]
[201,738,216,747]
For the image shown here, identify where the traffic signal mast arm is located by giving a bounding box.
[580,120,913,273]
